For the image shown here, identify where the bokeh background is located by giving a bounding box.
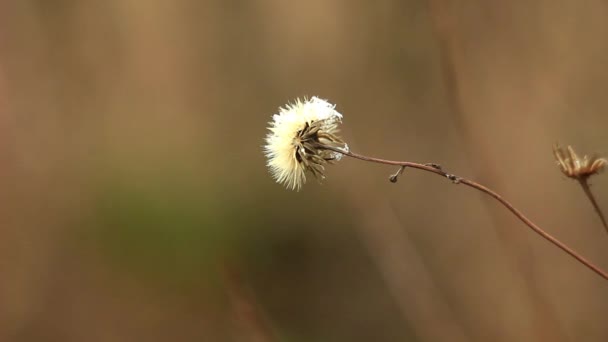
[2,1,608,341]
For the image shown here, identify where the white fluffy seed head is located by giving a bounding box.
[264,97,348,191]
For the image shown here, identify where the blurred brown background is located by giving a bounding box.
[1,1,607,341]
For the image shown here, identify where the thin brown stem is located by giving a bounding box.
[326,146,608,281]
[578,178,608,235]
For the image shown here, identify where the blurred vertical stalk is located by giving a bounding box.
[222,263,276,342]
[426,1,567,340]
[578,178,608,235]
[344,188,472,342]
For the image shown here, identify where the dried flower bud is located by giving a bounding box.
[264,97,348,190]
[553,144,607,179]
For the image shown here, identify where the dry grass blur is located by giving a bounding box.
[1,1,608,341]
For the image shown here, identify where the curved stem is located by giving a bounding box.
[329,146,608,281]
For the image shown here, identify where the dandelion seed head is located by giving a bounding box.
[264,97,348,191]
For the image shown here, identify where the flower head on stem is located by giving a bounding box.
[264,97,348,190]
[262,97,608,281]
[553,144,608,235]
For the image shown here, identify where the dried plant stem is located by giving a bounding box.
[578,178,608,235]
[326,146,608,281]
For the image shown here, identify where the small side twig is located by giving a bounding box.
[323,145,608,281]
[389,166,406,183]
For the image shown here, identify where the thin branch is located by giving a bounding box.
[326,146,608,281]
[578,178,608,235]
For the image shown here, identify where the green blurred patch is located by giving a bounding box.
[90,175,240,289]
[87,168,313,291]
